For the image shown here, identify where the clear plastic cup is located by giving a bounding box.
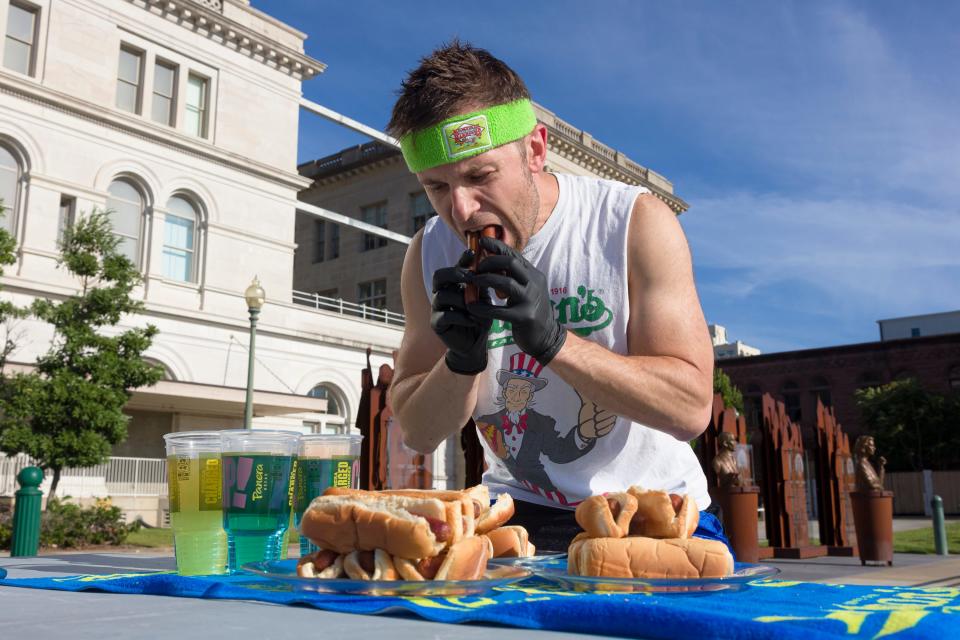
[219,429,300,573]
[163,431,227,576]
[294,434,363,556]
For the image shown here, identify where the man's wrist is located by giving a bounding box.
[444,350,486,376]
[533,325,567,366]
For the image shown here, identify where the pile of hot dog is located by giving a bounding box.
[296,485,533,582]
[295,484,733,582]
[568,487,734,578]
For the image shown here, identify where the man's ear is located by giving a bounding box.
[524,124,549,174]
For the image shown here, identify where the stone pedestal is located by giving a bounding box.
[850,490,894,566]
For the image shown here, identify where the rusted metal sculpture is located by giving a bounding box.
[356,349,482,490]
[759,393,826,559]
[814,399,857,555]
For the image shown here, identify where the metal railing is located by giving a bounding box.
[0,454,167,498]
[292,290,406,326]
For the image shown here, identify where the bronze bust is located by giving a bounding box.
[713,432,744,489]
[854,435,886,492]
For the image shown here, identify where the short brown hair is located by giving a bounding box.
[387,40,531,139]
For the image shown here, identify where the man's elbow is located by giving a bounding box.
[401,429,440,455]
[665,387,712,442]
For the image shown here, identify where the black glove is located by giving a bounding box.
[431,250,492,375]
[468,236,566,365]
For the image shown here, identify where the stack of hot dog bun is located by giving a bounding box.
[296,485,532,581]
[568,487,733,579]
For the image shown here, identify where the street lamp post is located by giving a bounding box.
[243,276,266,429]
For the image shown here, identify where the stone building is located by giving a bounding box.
[0,0,403,517]
[294,103,689,314]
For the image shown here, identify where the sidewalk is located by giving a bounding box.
[768,553,960,587]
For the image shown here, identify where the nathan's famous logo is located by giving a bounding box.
[443,115,492,157]
[487,285,613,349]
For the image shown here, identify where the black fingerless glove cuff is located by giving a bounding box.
[445,350,487,376]
[532,324,566,366]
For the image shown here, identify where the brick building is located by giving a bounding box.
[719,332,960,448]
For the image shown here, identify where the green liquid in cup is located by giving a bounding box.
[167,454,227,575]
[222,453,296,572]
[294,456,359,556]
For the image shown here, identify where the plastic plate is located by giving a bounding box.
[241,559,531,596]
[488,551,568,567]
[532,559,780,593]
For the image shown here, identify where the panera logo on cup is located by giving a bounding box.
[251,464,266,501]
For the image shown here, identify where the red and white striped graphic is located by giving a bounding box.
[508,353,543,378]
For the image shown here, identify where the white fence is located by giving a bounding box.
[0,454,167,498]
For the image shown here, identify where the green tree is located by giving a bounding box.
[0,211,163,494]
[855,378,960,471]
[714,367,744,413]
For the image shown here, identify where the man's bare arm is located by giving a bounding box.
[547,194,714,441]
[389,231,483,453]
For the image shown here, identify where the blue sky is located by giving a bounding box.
[258,1,960,353]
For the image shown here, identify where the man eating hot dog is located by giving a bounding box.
[388,41,730,553]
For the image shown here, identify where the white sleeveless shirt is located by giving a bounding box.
[421,172,709,510]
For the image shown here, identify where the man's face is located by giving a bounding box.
[504,379,534,412]
[865,437,875,456]
[417,137,540,251]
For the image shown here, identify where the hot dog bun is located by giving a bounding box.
[575,493,638,539]
[476,492,514,534]
[394,536,492,581]
[342,549,399,581]
[626,487,699,539]
[323,487,471,541]
[568,536,733,579]
[299,495,448,559]
[484,525,536,558]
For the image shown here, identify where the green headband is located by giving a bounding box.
[399,99,537,173]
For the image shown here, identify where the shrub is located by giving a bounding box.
[0,497,141,550]
[40,498,141,548]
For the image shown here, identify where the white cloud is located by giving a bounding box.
[682,191,960,321]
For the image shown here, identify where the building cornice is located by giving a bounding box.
[299,107,690,214]
[546,132,687,214]
[0,72,312,191]
[125,0,326,81]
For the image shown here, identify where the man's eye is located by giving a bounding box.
[471,172,493,184]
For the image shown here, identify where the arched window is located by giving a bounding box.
[163,195,199,282]
[306,383,350,434]
[106,179,146,267]
[0,145,21,234]
[809,376,832,408]
[782,380,802,423]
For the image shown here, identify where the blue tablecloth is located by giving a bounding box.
[1,565,957,639]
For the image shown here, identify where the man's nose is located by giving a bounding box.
[449,187,480,225]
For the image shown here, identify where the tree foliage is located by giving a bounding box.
[855,378,960,471]
[714,367,744,413]
[0,211,163,494]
